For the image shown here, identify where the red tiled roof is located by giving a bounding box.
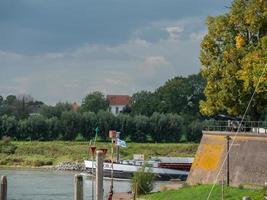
[107,95,131,106]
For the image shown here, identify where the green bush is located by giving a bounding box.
[0,137,17,154]
[131,165,155,195]
[75,133,86,141]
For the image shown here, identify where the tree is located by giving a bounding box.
[200,0,267,120]
[155,74,205,116]
[61,111,81,140]
[54,102,72,117]
[2,94,39,119]
[1,115,18,138]
[16,96,30,119]
[185,120,208,142]
[5,95,16,105]
[150,112,183,142]
[0,97,8,116]
[115,113,134,139]
[17,119,31,140]
[130,91,158,116]
[39,105,56,118]
[40,102,72,118]
[27,115,48,140]
[81,92,109,113]
[131,115,150,142]
[46,117,62,140]
[80,112,97,140]
[97,110,116,140]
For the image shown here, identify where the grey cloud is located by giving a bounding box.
[0,0,232,53]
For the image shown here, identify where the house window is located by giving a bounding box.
[116,107,119,114]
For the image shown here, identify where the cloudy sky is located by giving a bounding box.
[0,0,232,105]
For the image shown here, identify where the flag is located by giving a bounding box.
[116,139,127,148]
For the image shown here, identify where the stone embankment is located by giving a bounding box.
[187,131,267,186]
[55,161,86,171]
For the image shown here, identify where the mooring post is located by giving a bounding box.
[0,176,7,200]
[95,150,104,200]
[74,174,83,200]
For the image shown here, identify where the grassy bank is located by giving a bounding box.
[144,184,264,200]
[0,141,198,167]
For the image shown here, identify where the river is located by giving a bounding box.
[0,169,132,200]
[0,169,165,200]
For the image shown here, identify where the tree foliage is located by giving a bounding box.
[81,91,109,113]
[200,0,267,120]
[156,74,205,116]
[130,91,158,116]
[0,71,206,142]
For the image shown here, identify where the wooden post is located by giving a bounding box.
[74,174,83,200]
[225,135,231,186]
[0,176,7,200]
[95,150,104,200]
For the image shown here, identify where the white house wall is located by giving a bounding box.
[110,105,125,115]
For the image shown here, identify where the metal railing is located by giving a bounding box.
[203,120,267,134]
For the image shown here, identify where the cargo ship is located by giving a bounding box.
[84,156,193,181]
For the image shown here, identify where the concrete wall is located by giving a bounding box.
[187,132,267,186]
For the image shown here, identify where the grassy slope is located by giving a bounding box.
[0,141,198,167]
[145,185,263,200]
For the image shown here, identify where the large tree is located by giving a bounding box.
[156,74,205,116]
[130,91,158,116]
[81,91,109,113]
[200,0,267,120]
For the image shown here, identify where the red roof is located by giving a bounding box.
[107,95,131,106]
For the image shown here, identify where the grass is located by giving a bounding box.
[144,184,264,200]
[0,141,198,167]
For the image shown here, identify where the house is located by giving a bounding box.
[107,95,131,115]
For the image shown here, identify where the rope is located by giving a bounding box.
[206,63,267,200]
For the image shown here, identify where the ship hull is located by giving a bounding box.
[84,160,188,181]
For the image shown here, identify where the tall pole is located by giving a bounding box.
[226,135,231,186]
[95,150,104,200]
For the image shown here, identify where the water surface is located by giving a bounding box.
[0,169,131,200]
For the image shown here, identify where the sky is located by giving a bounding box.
[0,0,232,105]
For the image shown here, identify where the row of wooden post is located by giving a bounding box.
[74,150,104,200]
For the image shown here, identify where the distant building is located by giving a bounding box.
[107,95,131,115]
[71,102,80,112]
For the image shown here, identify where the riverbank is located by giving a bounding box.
[0,141,198,168]
[143,184,264,200]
